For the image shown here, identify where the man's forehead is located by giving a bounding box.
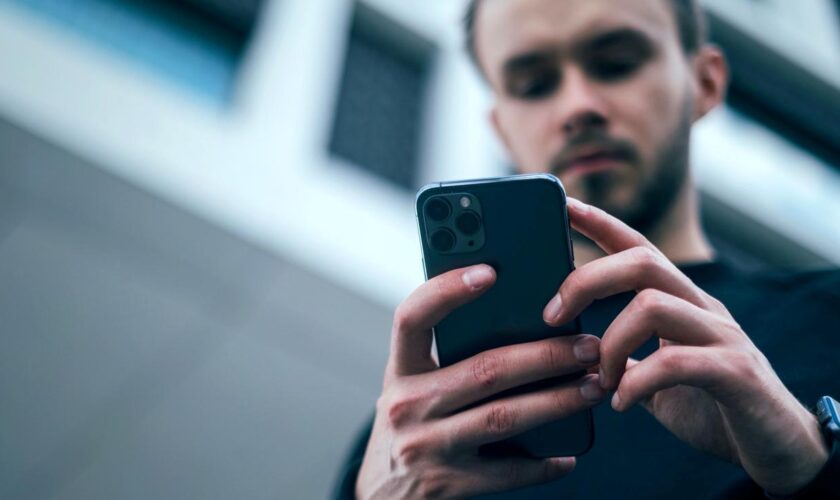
[476,0,676,74]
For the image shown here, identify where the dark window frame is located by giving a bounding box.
[707,11,840,170]
[328,3,437,191]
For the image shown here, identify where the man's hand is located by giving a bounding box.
[544,198,829,495]
[356,265,606,499]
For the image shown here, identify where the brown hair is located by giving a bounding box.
[463,0,707,71]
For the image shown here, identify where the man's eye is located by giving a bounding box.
[510,71,559,100]
[587,56,644,81]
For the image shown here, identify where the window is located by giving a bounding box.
[329,4,435,190]
[10,0,264,104]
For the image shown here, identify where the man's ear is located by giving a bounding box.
[691,45,729,122]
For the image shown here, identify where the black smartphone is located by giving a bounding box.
[415,173,594,457]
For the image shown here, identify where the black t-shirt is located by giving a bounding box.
[334,261,840,499]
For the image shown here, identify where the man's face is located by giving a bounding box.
[475,0,698,232]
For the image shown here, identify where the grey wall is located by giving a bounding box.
[0,119,390,499]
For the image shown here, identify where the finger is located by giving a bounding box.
[599,289,725,389]
[612,345,725,411]
[426,334,602,414]
[566,197,652,255]
[432,374,605,451]
[544,246,711,326]
[389,264,496,377]
[456,455,576,497]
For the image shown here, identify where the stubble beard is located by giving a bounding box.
[579,104,692,237]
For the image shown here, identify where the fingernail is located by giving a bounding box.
[548,457,576,473]
[580,376,606,402]
[462,265,494,291]
[572,336,599,363]
[611,392,622,410]
[598,367,607,389]
[543,294,563,324]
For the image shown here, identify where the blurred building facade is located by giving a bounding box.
[0,0,838,498]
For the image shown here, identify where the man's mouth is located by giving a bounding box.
[563,149,628,176]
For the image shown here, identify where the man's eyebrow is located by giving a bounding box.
[576,27,655,52]
[500,28,655,75]
[502,49,558,75]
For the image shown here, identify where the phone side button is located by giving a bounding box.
[568,237,575,265]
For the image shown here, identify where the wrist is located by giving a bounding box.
[762,411,830,496]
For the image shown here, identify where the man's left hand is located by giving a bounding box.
[544,198,829,496]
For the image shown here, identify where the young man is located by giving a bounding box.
[336,1,840,498]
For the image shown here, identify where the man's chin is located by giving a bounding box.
[575,183,676,235]
[562,174,637,210]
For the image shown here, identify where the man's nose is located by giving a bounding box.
[552,67,608,138]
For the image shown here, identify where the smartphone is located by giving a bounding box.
[415,173,594,457]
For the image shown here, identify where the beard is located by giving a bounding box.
[554,102,692,236]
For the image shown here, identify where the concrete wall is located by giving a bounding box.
[0,118,390,499]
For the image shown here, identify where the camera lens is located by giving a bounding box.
[455,211,481,235]
[425,198,451,222]
[430,229,456,252]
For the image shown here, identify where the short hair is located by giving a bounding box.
[463,0,707,72]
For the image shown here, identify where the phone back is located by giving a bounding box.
[416,174,593,457]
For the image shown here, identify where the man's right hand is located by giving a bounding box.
[355,264,606,499]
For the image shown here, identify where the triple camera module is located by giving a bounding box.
[423,193,486,253]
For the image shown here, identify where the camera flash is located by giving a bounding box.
[460,196,471,208]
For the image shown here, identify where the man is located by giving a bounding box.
[335,0,840,498]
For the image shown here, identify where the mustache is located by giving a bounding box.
[549,131,640,175]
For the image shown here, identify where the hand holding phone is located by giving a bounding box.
[355,175,606,499]
[417,174,596,457]
[356,265,604,499]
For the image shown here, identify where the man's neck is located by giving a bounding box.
[572,178,715,266]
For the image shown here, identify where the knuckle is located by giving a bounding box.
[631,246,663,273]
[415,469,454,499]
[561,270,584,298]
[382,385,423,428]
[506,458,525,487]
[392,303,417,333]
[723,317,748,342]
[431,275,449,298]
[634,288,669,319]
[386,399,414,428]
[694,289,723,314]
[704,293,724,311]
[393,433,431,468]
[657,347,683,373]
[542,458,556,482]
[433,273,463,302]
[599,336,618,365]
[539,340,568,372]
[485,404,517,436]
[726,347,766,380]
[471,353,503,389]
[551,386,575,413]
